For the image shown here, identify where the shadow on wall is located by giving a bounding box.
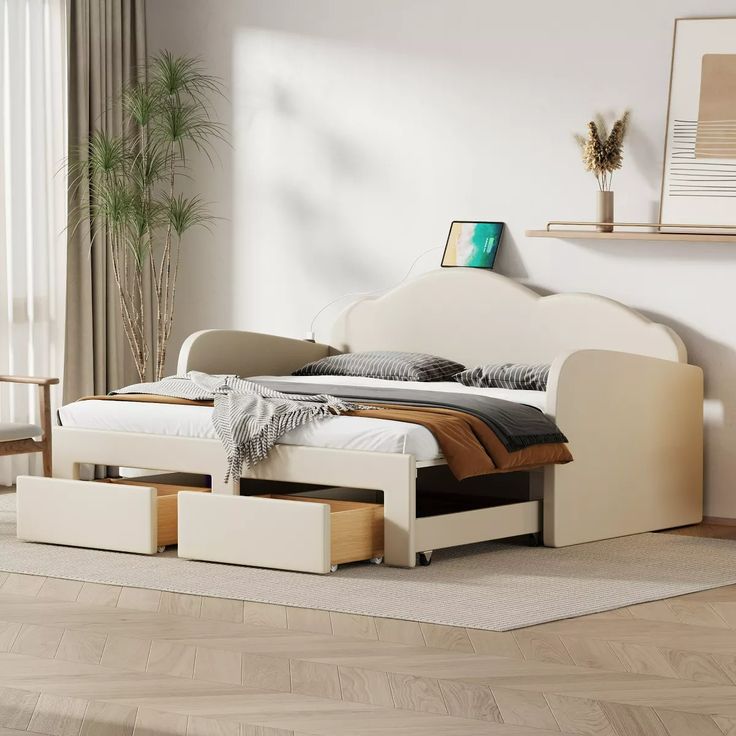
[627,119,663,194]
[231,32,447,336]
[273,181,387,294]
[164,110,235,373]
[572,237,736,265]
[493,229,529,281]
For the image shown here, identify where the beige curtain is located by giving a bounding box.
[64,0,149,402]
[0,0,67,485]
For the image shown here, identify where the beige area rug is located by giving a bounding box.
[1,492,735,631]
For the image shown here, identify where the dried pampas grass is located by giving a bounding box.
[575,111,630,191]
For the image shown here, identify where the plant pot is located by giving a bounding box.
[596,191,614,232]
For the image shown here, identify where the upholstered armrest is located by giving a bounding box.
[543,349,704,546]
[0,375,59,386]
[546,348,703,422]
[176,329,334,377]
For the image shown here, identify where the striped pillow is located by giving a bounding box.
[293,351,465,382]
[454,363,550,391]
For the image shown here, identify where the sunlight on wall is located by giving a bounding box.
[230,28,507,338]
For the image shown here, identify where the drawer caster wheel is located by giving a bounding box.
[157,546,166,554]
[528,533,540,548]
[417,551,433,566]
[330,564,339,573]
[369,556,383,565]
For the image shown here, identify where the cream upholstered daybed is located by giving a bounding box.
[19,270,703,571]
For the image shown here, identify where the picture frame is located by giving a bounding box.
[659,17,736,232]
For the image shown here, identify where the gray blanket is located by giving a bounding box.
[253,379,568,452]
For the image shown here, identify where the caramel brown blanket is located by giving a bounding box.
[77,393,572,481]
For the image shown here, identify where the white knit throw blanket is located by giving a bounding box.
[112,372,366,481]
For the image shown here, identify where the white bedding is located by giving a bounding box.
[58,376,547,462]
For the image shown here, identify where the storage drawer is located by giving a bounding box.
[102,478,211,547]
[177,492,383,574]
[16,476,209,554]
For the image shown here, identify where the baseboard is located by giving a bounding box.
[703,515,736,527]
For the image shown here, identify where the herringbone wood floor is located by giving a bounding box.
[0,527,735,735]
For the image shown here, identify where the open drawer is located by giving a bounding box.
[177,492,384,574]
[16,476,210,554]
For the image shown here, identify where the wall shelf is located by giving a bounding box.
[526,229,736,243]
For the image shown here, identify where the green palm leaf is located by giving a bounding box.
[163,193,213,237]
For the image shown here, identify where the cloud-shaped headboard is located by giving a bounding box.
[329,269,686,366]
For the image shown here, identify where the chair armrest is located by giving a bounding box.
[0,375,59,386]
[177,329,334,377]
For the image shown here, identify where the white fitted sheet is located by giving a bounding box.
[58,376,547,462]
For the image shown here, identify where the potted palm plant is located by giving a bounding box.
[576,111,630,232]
[70,51,225,382]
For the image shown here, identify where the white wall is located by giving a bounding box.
[147,0,736,519]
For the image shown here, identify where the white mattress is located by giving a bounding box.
[58,376,547,462]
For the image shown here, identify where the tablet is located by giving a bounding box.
[441,221,504,269]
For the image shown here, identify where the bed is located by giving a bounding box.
[58,376,549,461]
[29,269,704,570]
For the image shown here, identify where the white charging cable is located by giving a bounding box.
[305,246,442,341]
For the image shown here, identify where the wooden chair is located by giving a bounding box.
[0,375,60,477]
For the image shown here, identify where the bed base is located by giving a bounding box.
[50,426,539,568]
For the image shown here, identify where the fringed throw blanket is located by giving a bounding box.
[111,372,368,480]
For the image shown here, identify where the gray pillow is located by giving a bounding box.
[454,363,550,391]
[293,351,465,382]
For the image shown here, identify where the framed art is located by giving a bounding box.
[441,221,504,269]
[659,17,736,231]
